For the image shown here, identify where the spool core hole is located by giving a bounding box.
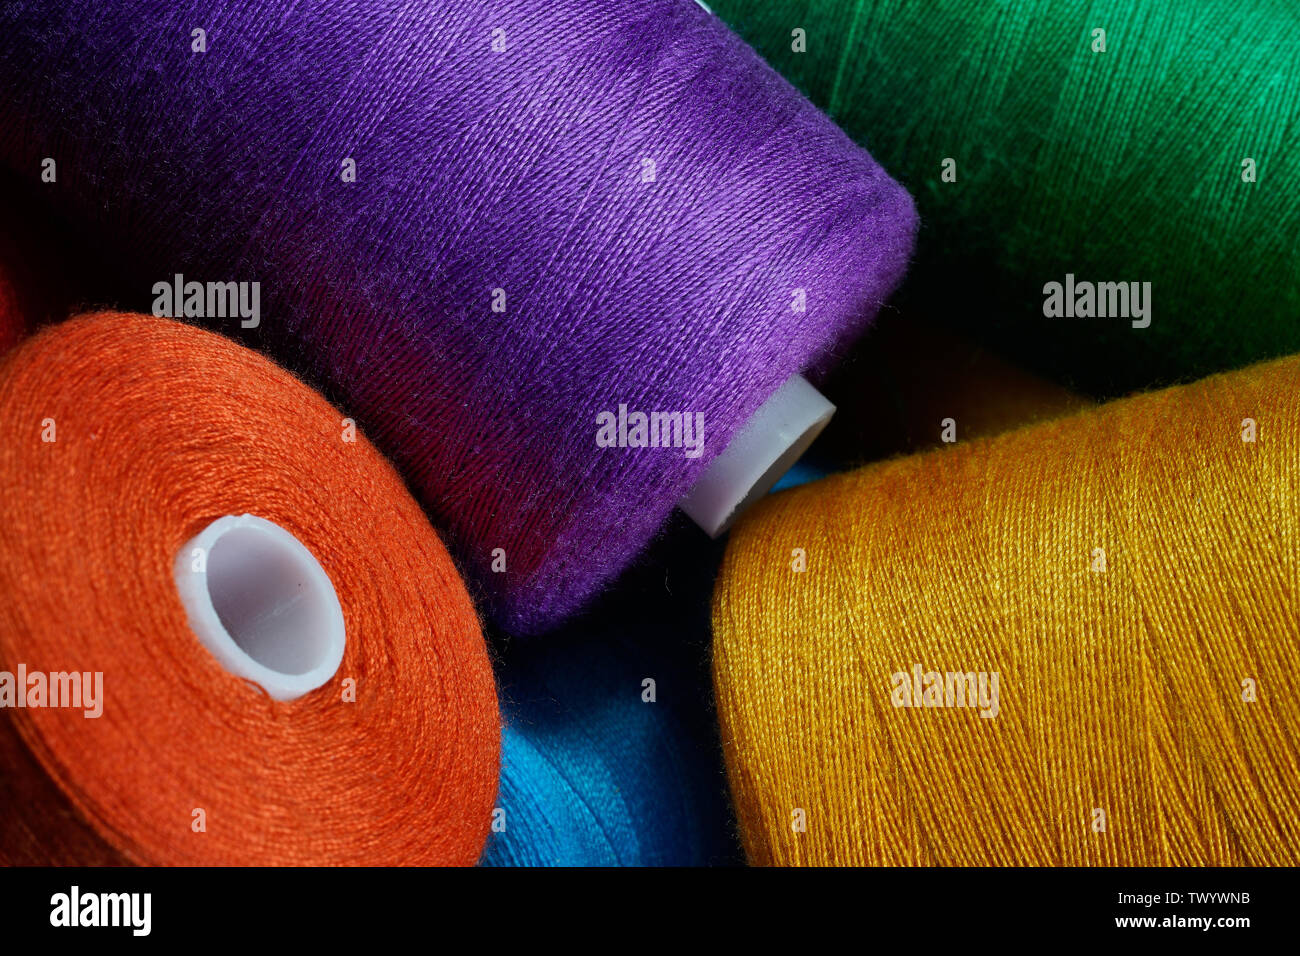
[174,515,345,701]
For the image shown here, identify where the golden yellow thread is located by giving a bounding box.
[713,356,1300,866]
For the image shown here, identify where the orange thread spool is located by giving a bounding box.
[0,312,499,865]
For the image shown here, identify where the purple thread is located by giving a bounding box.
[0,1,915,633]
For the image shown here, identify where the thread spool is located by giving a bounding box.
[713,356,1300,865]
[0,312,500,865]
[713,0,1300,395]
[0,0,916,634]
[486,681,727,867]
[483,526,740,866]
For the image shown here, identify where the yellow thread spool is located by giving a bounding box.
[714,356,1300,866]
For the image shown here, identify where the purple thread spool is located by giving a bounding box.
[0,0,915,633]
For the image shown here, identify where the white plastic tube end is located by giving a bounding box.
[679,374,834,537]
[174,514,345,701]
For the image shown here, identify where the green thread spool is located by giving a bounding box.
[713,0,1300,396]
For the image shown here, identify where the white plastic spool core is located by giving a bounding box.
[679,374,834,537]
[174,514,345,701]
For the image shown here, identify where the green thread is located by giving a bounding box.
[826,0,866,118]
[714,0,1300,396]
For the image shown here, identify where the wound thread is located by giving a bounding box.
[0,0,916,634]
[712,0,1300,395]
[714,356,1300,865]
[0,312,500,866]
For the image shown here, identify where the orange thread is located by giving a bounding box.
[0,312,500,865]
